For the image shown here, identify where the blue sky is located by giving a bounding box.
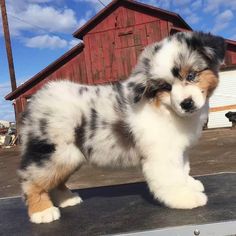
[0,0,236,121]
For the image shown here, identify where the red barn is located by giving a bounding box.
[5,0,236,128]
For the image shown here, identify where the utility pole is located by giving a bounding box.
[1,0,18,138]
[0,0,17,92]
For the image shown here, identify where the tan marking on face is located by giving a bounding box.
[196,70,219,97]
[152,91,170,108]
[26,184,53,216]
[179,66,191,79]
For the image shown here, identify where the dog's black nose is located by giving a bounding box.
[180,98,194,112]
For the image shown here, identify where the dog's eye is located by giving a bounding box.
[186,72,196,82]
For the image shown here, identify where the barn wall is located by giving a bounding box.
[20,50,87,99]
[225,44,236,65]
[82,6,185,84]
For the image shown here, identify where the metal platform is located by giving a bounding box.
[0,173,236,236]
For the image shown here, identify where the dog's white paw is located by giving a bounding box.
[160,186,207,209]
[50,188,83,208]
[30,206,60,224]
[59,194,83,208]
[187,177,205,192]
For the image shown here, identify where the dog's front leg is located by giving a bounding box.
[184,154,205,192]
[142,149,207,209]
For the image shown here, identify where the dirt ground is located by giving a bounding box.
[0,128,235,198]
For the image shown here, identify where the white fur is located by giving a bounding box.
[50,188,83,208]
[30,207,60,224]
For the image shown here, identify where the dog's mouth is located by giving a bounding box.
[173,106,198,117]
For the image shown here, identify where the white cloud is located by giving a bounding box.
[186,14,200,24]
[191,0,202,10]
[5,2,79,36]
[68,39,80,48]
[24,34,82,49]
[211,10,234,33]
[25,35,68,49]
[231,34,236,40]
[204,0,236,14]
[174,0,192,6]
[74,0,112,11]
[216,10,234,22]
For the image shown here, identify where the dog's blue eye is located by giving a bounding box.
[186,72,196,81]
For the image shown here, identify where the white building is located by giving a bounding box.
[208,67,236,128]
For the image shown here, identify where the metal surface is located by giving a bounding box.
[117,221,236,236]
[0,173,236,236]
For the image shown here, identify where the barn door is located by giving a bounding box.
[85,20,162,83]
[86,31,116,84]
[113,20,162,80]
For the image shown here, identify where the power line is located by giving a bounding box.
[8,12,50,33]
[98,0,106,7]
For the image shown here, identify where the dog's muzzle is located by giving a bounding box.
[180,98,195,113]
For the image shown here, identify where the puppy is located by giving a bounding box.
[19,32,225,223]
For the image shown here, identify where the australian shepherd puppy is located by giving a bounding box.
[19,32,225,224]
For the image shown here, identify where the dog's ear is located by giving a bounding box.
[133,79,172,103]
[193,32,226,64]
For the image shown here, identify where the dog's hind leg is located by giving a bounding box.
[19,142,85,224]
[22,182,60,224]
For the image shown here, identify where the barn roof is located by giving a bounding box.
[5,43,84,100]
[73,0,192,39]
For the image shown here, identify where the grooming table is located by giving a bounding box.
[0,173,236,236]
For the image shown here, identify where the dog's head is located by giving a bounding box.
[133,31,226,116]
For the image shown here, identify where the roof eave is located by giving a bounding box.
[5,43,84,101]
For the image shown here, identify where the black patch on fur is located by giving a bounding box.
[39,118,47,136]
[112,120,135,149]
[128,82,135,88]
[171,67,180,78]
[153,44,160,53]
[113,82,126,112]
[79,87,88,95]
[74,115,87,156]
[90,108,97,131]
[87,146,93,157]
[184,32,226,67]
[133,79,172,103]
[131,69,143,76]
[142,57,151,75]
[112,82,123,94]
[95,88,100,96]
[20,137,55,169]
[175,32,185,43]
[20,109,31,125]
[133,83,146,103]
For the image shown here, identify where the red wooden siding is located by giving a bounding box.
[21,50,87,99]
[83,6,172,83]
[225,43,236,65]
